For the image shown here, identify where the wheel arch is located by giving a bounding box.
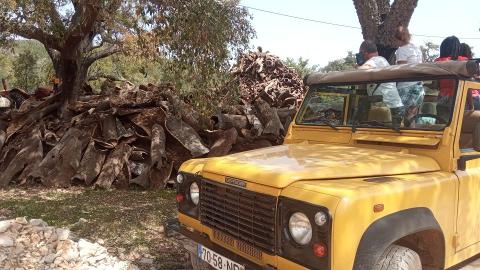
[352,207,445,270]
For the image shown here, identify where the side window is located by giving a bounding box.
[460,88,480,151]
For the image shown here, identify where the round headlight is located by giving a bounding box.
[176,173,184,184]
[189,182,200,205]
[288,212,312,245]
[314,211,328,226]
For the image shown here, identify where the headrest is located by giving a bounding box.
[462,110,480,133]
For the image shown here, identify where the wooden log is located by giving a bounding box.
[68,99,110,113]
[28,128,89,187]
[212,114,248,130]
[115,162,131,189]
[0,128,43,187]
[2,79,7,91]
[165,131,193,170]
[277,108,297,123]
[149,162,173,189]
[208,128,238,157]
[130,167,150,188]
[0,130,5,153]
[6,99,61,142]
[71,140,107,186]
[243,105,263,136]
[130,149,149,161]
[95,142,132,189]
[283,115,293,135]
[101,115,118,142]
[151,124,167,169]
[231,138,272,153]
[254,98,284,137]
[161,90,212,130]
[128,107,167,137]
[165,116,209,157]
[129,161,149,176]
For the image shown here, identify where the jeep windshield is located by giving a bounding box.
[297,79,457,131]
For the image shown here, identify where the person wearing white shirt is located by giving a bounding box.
[394,26,424,126]
[358,40,404,127]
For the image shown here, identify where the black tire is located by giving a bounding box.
[190,252,212,270]
[374,245,422,270]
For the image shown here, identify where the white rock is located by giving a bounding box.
[29,219,47,227]
[39,246,49,256]
[139,257,154,265]
[56,239,79,261]
[15,217,28,225]
[0,220,13,233]
[56,228,70,241]
[78,239,101,257]
[0,233,14,247]
[44,253,57,263]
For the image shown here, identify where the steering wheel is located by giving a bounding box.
[411,113,447,125]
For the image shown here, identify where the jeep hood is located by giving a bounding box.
[202,144,440,188]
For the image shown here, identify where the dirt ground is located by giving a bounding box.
[0,187,191,270]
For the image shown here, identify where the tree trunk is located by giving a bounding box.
[58,58,89,116]
[353,0,419,61]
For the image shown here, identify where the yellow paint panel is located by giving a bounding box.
[202,144,440,188]
[290,172,457,270]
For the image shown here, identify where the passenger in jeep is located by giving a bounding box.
[394,26,424,126]
[460,43,480,110]
[357,40,404,126]
[435,36,469,121]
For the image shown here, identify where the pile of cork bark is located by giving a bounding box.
[0,50,305,189]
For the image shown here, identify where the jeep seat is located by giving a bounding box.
[460,111,480,149]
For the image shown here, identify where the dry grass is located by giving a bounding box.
[0,187,189,270]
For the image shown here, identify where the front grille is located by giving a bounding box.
[200,179,277,254]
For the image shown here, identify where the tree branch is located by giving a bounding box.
[39,1,66,34]
[88,73,126,82]
[0,20,62,50]
[352,0,380,41]
[85,45,122,65]
[377,0,418,46]
[64,1,101,52]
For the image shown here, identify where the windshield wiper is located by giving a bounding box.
[317,119,339,130]
[303,117,339,130]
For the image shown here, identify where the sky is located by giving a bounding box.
[239,0,480,67]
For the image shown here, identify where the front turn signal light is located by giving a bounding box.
[313,243,327,257]
[176,193,185,202]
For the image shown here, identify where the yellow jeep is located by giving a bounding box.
[173,60,480,270]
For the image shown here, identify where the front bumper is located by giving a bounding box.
[166,218,276,270]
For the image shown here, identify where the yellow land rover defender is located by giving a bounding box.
[173,61,480,270]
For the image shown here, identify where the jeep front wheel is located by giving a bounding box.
[374,245,422,270]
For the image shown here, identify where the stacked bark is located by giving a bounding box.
[0,50,304,189]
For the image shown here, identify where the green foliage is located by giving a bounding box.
[322,52,356,73]
[283,57,320,78]
[0,0,255,108]
[420,42,439,63]
[13,50,40,91]
[0,40,54,90]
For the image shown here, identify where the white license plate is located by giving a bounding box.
[198,244,245,270]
